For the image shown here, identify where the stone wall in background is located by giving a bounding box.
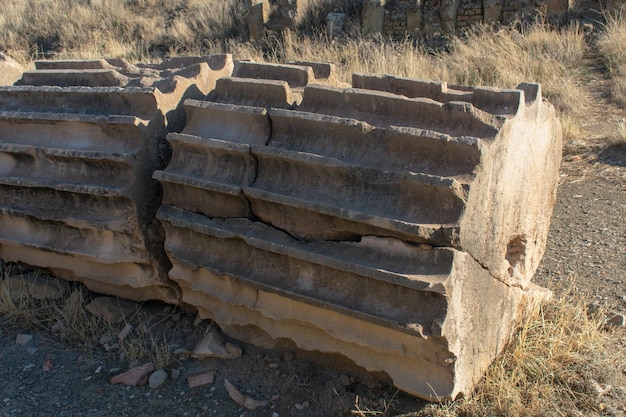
[247,0,573,40]
[370,0,571,38]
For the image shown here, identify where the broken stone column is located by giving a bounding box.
[0,55,233,302]
[155,65,562,400]
[248,0,270,41]
[362,0,387,35]
[407,0,423,34]
[440,0,461,34]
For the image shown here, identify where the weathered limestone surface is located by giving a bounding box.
[0,53,24,86]
[0,55,234,302]
[154,65,562,399]
[1,55,561,400]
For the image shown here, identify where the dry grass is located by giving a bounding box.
[0,264,105,347]
[0,0,247,65]
[0,264,174,369]
[597,5,626,108]
[403,286,620,417]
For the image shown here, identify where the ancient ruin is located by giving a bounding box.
[0,56,233,302]
[247,0,573,40]
[0,56,562,400]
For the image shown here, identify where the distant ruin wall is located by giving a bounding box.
[370,0,572,37]
[248,0,572,40]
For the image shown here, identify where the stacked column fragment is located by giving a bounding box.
[0,58,562,400]
[0,56,234,302]
[154,65,562,399]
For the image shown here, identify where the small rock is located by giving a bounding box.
[26,347,38,355]
[586,301,601,316]
[117,323,134,341]
[110,363,155,387]
[225,379,269,410]
[589,379,612,397]
[103,342,119,352]
[187,371,214,388]
[99,334,113,346]
[193,329,241,360]
[148,369,168,389]
[272,413,280,417]
[95,366,103,374]
[42,358,53,372]
[295,403,305,410]
[174,348,191,359]
[85,297,138,324]
[171,368,181,380]
[15,334,33,346]
[606,313,625,327]
[127,359,141,369]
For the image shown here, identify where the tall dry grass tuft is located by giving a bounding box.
[597,6,626,108]
[0,265,106,347]
[414,286,619,417]
[0,0,246,65]
[0,265,174,368]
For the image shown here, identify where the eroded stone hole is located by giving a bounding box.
[506,235,527,275]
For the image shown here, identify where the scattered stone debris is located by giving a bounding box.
[110,363,155,387]
[187,371,214,388]
[15,334,33,346]
[42,358,53,372]
[148,369,168,389]
[606,313,626,327]
[224,379,269,410]
[192,329,242,360]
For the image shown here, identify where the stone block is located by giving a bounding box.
[326,12,347,37]
[0,54,24,86]
[544,0,572,17]
[248,1,270,41]
[362,0,387,35]
[154,68,561,399]
[0,55,234,302]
